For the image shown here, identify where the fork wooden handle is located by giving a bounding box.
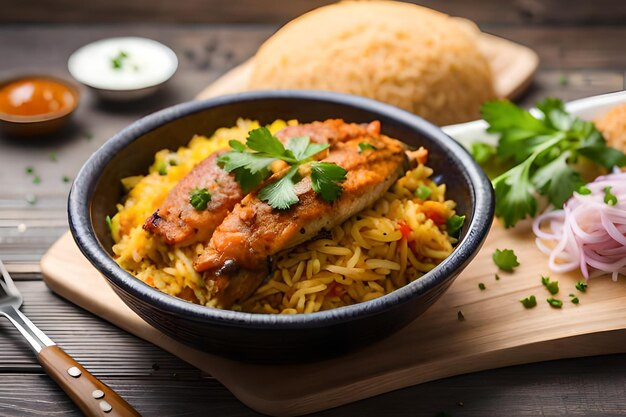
[38,345,142,417]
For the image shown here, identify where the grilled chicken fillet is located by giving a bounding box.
[144,120,381,246]
[194,129,407,308]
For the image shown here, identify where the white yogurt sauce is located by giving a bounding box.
[68,37,178,90]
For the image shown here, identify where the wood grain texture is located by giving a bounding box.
[3,0,626,24]
[196,29,539,102]
[40,221,626,416]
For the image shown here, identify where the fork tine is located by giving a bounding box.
[0,259,20,296]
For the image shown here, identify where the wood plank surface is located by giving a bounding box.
[0,22,625,417]
[3,0,626,24]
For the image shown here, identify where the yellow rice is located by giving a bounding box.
[110,120,458,314]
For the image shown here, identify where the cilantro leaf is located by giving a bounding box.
[532,152,584,208]
[520,295,537,309]
[228,140,246,152]
[258,167,299,210]
[358,142,377,153]
[286,136,328,160]
[546,297,563,308]
[575,281,588,292]
[473,98,626,228]
[492,248,519,272]
[218,150,277,175]
[446,214,465,236]
[493,162,537,228]
[310,162,347,202]
[189,188,211,210]
[246,127,287,157]
[541,276,559,295]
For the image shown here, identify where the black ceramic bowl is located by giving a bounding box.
[69,91,494,363]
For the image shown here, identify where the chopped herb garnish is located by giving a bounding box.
[473,98,626,227]
[105,215,112,230]
[218,127,346,210]
[189,188,211,210]
[603,186,617,206]
[25,166,34,175]
[446,214,465,236]
[457,311,465,321]
[32,175,41,185]
[358,142,377,153]
[49,152,57,162]
[492,248,519,272]
[310,162,347,202]
[575,281,588,292]
[111,50,130,70]
[415,185,432,200]
[495,273,501,281]
[559,74,569,86]
[478,283,486,290]
[541,276,559,295]
[156,162,168,176]
[62,175,71,183]
[547,297,563,308]
[577,185,591,195]
[520,295,537,309]
[569,294,580,304]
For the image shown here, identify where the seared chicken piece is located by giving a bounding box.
[144,152,244,246]
[144,120,381,246]
[194,130,407,308]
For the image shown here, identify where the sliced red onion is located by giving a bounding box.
[532,171,626,281]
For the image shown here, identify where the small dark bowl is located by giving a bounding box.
[68,91,494,363]
[0,74,79,137]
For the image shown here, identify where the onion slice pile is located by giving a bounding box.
[533,171,626,281]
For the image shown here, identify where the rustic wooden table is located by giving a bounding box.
[1,20,626,417]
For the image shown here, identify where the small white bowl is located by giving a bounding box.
[68,37,178,101]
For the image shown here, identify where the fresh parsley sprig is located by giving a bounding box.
[472,98,626,228]
[218,127,347,210]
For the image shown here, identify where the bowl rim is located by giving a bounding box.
[67,36,178,92]
[68,90,494,329]
[0,74,80,123]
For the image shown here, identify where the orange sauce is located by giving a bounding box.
[0,78,75,117]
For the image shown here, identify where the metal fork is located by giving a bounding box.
[0,260,141,417]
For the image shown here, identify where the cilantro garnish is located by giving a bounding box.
[49,152,57,162]
[520,295,537,309]
[358,142,377,153]
[446,214,465,236]
[105,215,112,231]
[575,281,588,292]
[189,188,211,210]
[473,98,626,228]
[603,186,617,206]
[32,175,41,185]
[478,283,486,290]
[62,175,71,183]
[569,294,580,305]
[310,162,347,202]
[25,166,34,175]
[492,248,519,272]
[546,297,563,308]
[218,127,346,210]
[415,185,432,200]
[111,50,129,70]
[541,276,559,295]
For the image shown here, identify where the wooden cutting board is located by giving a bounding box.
[41,221,626,417]
[196,29,539,102]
